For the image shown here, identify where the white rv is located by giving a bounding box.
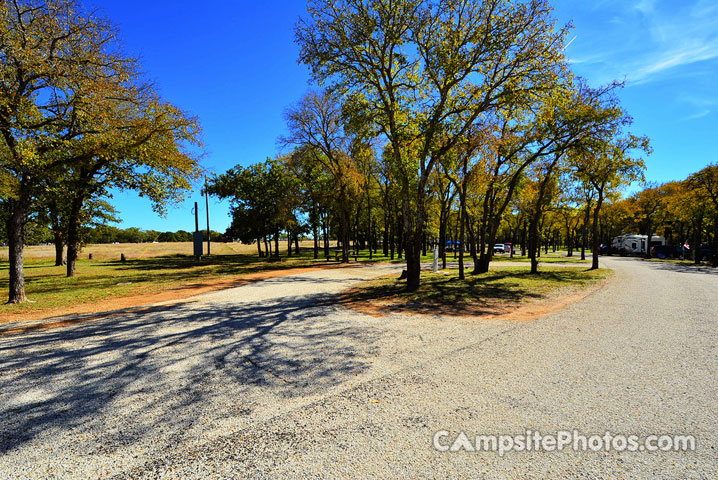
[611,234,665,255]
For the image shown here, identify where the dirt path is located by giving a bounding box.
[0,262,355,328]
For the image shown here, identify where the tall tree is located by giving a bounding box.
[1,0,126,301]
[572,135,649,269]
[208,158,299,257]
[284,146,334,259]
[0,0,202,300]
[281,90,360,263]
[688,164,718,267]
[296,0,570,289]
[61,95,203,277]
[632,183,668,259]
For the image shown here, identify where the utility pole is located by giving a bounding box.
[204,177,211,256]
[193,201,202,260]
[194,201,199,232]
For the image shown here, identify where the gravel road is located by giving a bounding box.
[1,258,716,479]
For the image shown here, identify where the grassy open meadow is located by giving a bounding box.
[0,241,249,262]
[0,241,436,321]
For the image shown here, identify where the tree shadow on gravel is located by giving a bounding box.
[0,292,381,455]
[643,260,718,275]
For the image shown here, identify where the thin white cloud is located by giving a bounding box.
[567,0,718,86]
[566,51,613,67]
[677,93,718,121]
[630,41,718,84]
[635,0,657,14]
[681,109,711,121]
[627,2,718,84]
[692,0,718,18]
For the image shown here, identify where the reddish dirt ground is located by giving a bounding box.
[2,265,611,337]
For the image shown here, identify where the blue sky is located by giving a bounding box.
[94,0,718,233]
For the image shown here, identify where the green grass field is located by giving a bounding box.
[0,241,436,319]
[0,256,293,318]
[1,242,598,321]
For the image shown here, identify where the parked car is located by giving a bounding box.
[493,244,506,254]
[650,245,684,259]
[696,247,715,262]
[445,240,462,252]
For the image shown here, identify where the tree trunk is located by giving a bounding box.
[383,212,389,257]
[397,214,404,260]
[645,221,653,259]
[468,218,479,273]
[476,199,489,274]
[376,225,380,254]
[694,221,701,264]
[529,215,539,274]
[458,183,466,280]
[257,237,263,258]
[66,196,84,278]
[453,218,458,259]
[389,218,395,260]
[6,201,29,304]
[54,231,66,266]
[340,205,350,263]
[591,190,604,270]
[274,229,280,257]
[323,212,329,259]
[313,225,319,259]
[368,219,373,259]
[402,184,422,291]
[353,206,360,255]
[528,161,560,274]
[581,201,591,261]
[479,227,497,274]
[439,209,447,269]
[367,188,373,260]
[49,200,66,266]
[528,209,541,273]
[287,232,292,257]
[404,234,421,291]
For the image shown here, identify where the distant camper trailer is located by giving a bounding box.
[611,234,665,256]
